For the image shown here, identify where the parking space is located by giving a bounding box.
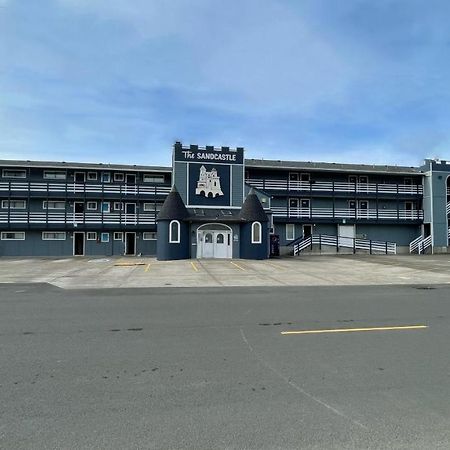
[0,254,449,289]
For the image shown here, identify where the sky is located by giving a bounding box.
[1,0,450,167]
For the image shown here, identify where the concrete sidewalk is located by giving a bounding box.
[0,254,449,289]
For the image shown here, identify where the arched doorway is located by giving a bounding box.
[197,223,232,258]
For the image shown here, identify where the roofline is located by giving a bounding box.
[244,159,423,175]
[0,159,172,173]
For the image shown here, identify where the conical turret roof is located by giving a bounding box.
[239,188,268,222]
[157,185,189,221]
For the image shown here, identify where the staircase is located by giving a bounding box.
[293,234,396,256]
[409,235,432,254]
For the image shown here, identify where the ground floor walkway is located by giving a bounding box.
[0,254,449,288]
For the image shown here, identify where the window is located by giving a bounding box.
[169,220,180,243]
[114,173,124,182]
[143,232,157,240]
[301,199,310,208]
[86,232,97,240]
[43,200,65,210]
[113,232,123,241]
[101,232,109,243]
[87,201,97,210]
[289,198,299,208]
[101,202,110,213]
[113,202,123,211]
[1,231,25,240]
[101,172,111,183]
[2,200,26,209]
[300,173,310,182]
[44,170,66,180]
[143,203,155,211]
[349,175,357,184]
[87,172,97,181]
[143,174,165,183]
[289,173,299,181]
[251,222,262,244]
[286,224,295,241]
[349,200,357,209]
[42,232,66,240]
[2,169,26,178]
[359,176,368,183]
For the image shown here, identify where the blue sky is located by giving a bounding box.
[1,0,450,167]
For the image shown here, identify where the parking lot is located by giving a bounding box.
[0,254,449,288]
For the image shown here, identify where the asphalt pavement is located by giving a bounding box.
[1,283,450,449]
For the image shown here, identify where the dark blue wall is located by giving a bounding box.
[156,220,190,260]
[239,222,268,260]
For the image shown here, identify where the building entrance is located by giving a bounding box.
[73,232,85,256]
[197,224,232,259]
[125,232,136,256]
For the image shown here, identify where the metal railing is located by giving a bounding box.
[272,207,423,220]
[409,235,432,254]
[0,181,171,196]
[293,234,397,255]
[447,202,450,215]
[0,211,157,225]
[247,179,423,195]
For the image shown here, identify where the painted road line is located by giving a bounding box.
[265,262,286,271]
[144,263,151,272]
[190,261,199,272]
[281,325,428,335]
[114,262,147,267]
[230,261,246,271]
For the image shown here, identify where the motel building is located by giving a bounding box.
[0,142,450,259]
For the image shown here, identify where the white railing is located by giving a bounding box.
[447,202,450,215]
[409,235,432,254]
[247,179,423,195]
[294,234,396,255]
[0,181,171,196]
[0,211,157,225]
[272,207,423,220]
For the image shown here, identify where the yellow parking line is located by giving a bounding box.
[281,325,428,335]
[230,261,246,271]
[265,262,285,271]
[190,261,199,272]
[144,263,151,272]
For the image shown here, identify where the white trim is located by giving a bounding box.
[125,173,136,184]
[74,171,86,182]
[2,169,26,178]
[286,223,295,241]
[43,170,66,180]
[251,221,262,244]
[101,202,110,213]
[125,232,136,255]
[87,172,97,181]
[86,232,97,241]
[113,232,123,241]
[143,231,157,240]
[143,174,165,183]
[100,232,110,243]
[186,205,241,210]
[2,199,26,209]
[169,220,181,243]
[114,173,124,182]
[42,231,66,241]
[101,172,111,183]
[1,231,25,240]
[43,200,65,210]
[87,201,97,211]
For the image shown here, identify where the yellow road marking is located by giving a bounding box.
[281,325,428,335]
[144,263,151,272]
[114,262,146,267]
[190,261,199,272]
[230,261,246,271]
[265,262,285,270]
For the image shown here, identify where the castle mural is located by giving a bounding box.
[195,165,224,198]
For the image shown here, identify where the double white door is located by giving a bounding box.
[197,231,232,258]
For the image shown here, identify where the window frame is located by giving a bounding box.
[42,200,65,210]
[86,232,97,241]
[113,232,123,241]
[143,231,157,240]
[87,172,98,181]
[143,174,165,183]
[113,202,123,211]
[43,170,66,180]
[101,202,110,213]
[2,199,26,209]
[86,201,97,211]
[101,172,111,183]
[169,220,180,243]
[286,223,295,241]
[100,232,110,243]
[251,221,262,244]
[114,173,124,182]
[2,169,26,179]
[42,231,66,241]
[1,231,25,240]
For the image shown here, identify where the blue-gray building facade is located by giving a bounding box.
[0,143,448,257]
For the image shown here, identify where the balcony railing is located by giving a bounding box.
[246,179,423,195]
[0,212,156,225]
[272,207,423,220]
[0,181,171,196]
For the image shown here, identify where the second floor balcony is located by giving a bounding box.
[246,179,423,196]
